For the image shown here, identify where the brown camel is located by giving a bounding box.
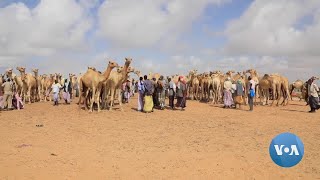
[43,74,55,102]
[290,80,304,100]
[79,61,118,112]
[188,70,200,100]
[104,58,132,111]
[279,75,291,106]
[16,67,37,104]
[259,74,283,106]
[32,69,41,102]
[209,71,221,104]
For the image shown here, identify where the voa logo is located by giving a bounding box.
[274,145,300,156]
[269,133,304,168]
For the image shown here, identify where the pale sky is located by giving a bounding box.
[0,0,319,82]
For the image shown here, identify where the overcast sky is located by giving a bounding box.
[0,0,319,82]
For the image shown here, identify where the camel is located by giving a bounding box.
[32,69,41,102]
[290,80,304,100]
[43,74,55,102]
[40,74,48,100]
[104,58,132,111]
[209,71,221,104]
[16,67,37,104]
[225,70,235,81]
[200,73,210,101]
[279,75,291,106]
[68,73,76,99]
[79,61,118,112]
[259,74,285,106]
[188,70,200,100]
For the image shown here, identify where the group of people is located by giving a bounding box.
[136,75,187,113]
[51,79,73,106]
[222,75,320,113]
[222,76,255,111]
[0,78,24,111]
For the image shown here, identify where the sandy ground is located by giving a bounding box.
[0,96,319,180]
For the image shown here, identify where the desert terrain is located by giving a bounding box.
[0,97,319,180]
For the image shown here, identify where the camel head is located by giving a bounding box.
[6,68,13,74]
[226,70,235,76]
[16,67,26,73]
[116,66,124,73]
[68,73,75,78]
[32,69,39,76]
[108,61,119,69]
[124,57,132,66]
[246,69,257,75]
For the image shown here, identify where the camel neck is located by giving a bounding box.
[102,66,112,79]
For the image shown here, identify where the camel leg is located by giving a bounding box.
[271,88,276,106]
[109,89,115,111]
[195,86,199,101]
[89,87,96,112]
[96,90,101,113]
[276,85,281,106]
[27,88,31,104]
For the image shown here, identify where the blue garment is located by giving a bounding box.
[138,80,145,92]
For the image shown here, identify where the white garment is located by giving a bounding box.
[249,79,256,92]
[309,82,319,97]
[52,83,61,93]
[231,84,237,93]
[224,80,232,90]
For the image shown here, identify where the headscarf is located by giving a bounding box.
[237,79,242,84]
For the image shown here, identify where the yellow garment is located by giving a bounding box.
[143,95,153,112]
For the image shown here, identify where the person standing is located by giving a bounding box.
[124,80,131,103]
[52,80,62,106]
[143,75,154,113]
[157,76,167,110]
[168,78,176,110]
[131,78,135,97]
[176,76,187,110]
[152,78,159,108]
[1,78,14,110]
[62,79,72,104]
[234,80,245,109]
[248,76,256,111]
[308,77,320,113]
[223,77,233,108]
[137,77,145,112]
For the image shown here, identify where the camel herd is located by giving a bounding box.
[180,69,294,107]
[0,58,316,112]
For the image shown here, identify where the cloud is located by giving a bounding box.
[224,0,320,57]
[0,0,93,66]
[97,0,231,49]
